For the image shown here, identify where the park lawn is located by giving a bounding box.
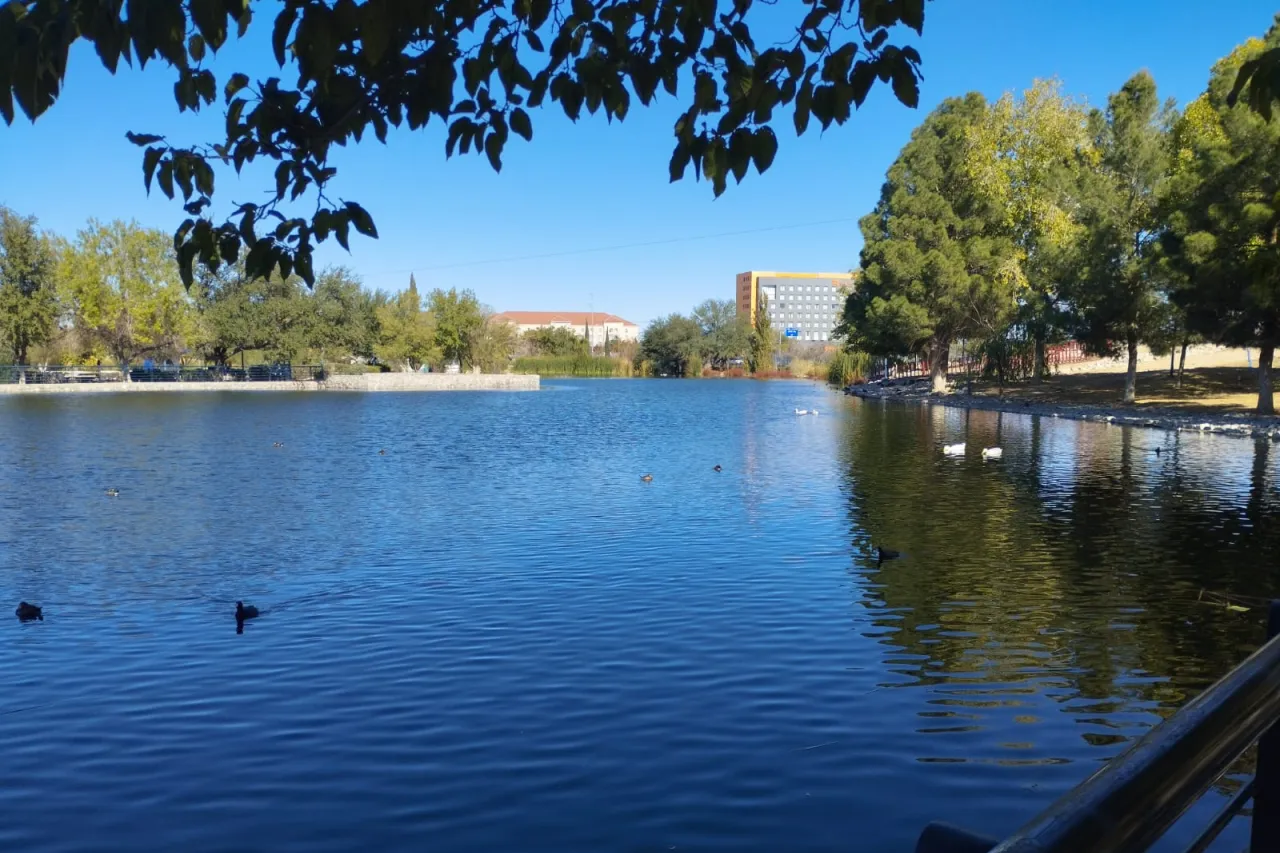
[966,367,1270,415]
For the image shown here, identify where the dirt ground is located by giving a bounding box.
[969,346,1269,415]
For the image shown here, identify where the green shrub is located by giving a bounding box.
[510,355,634,377]
[828,350,871,386]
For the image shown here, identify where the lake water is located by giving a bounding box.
[1,380,1276,852]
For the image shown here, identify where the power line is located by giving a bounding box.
[368,216,860,276]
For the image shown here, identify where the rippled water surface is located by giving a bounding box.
[2,380,1278,852]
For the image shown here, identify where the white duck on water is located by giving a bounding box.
[942,443,965,456]
[981,447,1003,460]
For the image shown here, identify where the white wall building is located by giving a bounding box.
[493,311,640,349]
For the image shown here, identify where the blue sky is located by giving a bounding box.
[1,1,1276,327]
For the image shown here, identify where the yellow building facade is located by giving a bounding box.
[735,271,856,342]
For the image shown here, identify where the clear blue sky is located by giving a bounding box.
[1,1,1276,327]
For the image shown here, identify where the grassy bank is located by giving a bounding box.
[964,366,1268,414]
[511,355,634,378]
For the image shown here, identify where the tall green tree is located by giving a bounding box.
[1161,28,1280,414]
[1066,71,1175,404]
[428,287,485,368]
[192,257,313,364]
[842,93,1018,393]
[967,78,1094,379]
[58,220,195,365]
[309,266,378,359]
[524,326,588,357]
[375,278,437,371]
[0,0,928,286]
[0,207,57,364]
[471,310,518,373]
[691,298,750,369]
[640,313,702,377]
[749,294,776,373]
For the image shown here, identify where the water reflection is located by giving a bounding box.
[840,401,1276,820]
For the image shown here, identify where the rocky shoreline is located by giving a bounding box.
[845,379,1280,441]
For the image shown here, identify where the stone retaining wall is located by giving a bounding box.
[0,373,539,395]
[322,373,539,392]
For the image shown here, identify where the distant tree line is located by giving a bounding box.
[838,16,1280,413]
[637,298,762,377]
[0,214,515,372]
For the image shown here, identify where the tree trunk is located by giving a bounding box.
[1123,328,1138,405]
[1032,334,1046,384]
[1169,347,1175,377]
[1258,342,1275,416]
[1178,337,1189,388]
[929,339,949,394]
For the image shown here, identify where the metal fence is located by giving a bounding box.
[917,602,1280,853]
[0,364,327,384]
[877,341,1093,383]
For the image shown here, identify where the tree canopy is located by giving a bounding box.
[0,207,57,364]
[965,78,1094,378]
[842,93,1017,393]
[640,312,702,376]
[690,297,749,368]
[0,0,928,287]
[1065,71,1174,404]
[1160,29,1280,414]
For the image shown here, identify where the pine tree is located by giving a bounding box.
[843,94,1018,393]
[1162,24,1280,414]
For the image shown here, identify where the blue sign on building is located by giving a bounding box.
[785,328,800,338]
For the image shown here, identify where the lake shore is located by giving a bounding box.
[0,372,539,395]
[847,377,1280,441]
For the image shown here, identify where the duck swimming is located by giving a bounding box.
[15,602,42,621]
[942,443,965,456]
[876,547,902,564]
[379,449,387,455]
[713,465,722,472]
[272,442,284,448]
[235,601,260,621]
[981,447,1003,460]
[640,474,653,482]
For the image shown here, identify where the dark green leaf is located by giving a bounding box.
[484,131,504,172]
[239,205,257,243]
[190,0,228,50]
[669,143,691,182]
[175,156,195,199]
[148,0,188,67]
[295,247,315,286]
[275,162,290,200]
[751,126,777,174]
[727,128,751,183]
[157,162,175,198]
[794,81,812,135]
[126,131,164,146]
[899,0,925,34]
[224,72,249,102]
[272,8,296,66]
[188,35,206,62]
[446,118,468,157]
[361,0,388,65]
[850,61,876,108]
[143,147,163,193]
[510,107,532,141]
[345,202,378,238]
[889,60,918,109]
